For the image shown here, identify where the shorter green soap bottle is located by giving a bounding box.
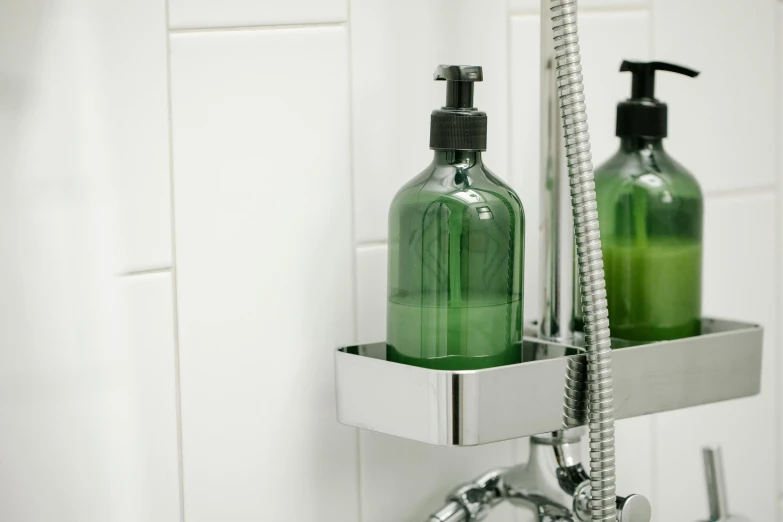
[590,61,703,342]
[386,65,525,370]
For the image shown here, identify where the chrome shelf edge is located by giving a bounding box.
[334,318,763,446]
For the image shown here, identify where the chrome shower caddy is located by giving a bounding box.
[335,318,762,446]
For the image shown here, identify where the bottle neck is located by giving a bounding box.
[619,137,664,153]
[433,150,483,167]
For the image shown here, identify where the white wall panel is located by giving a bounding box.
[0,2,179,520]
[652,0,777,193]
[170,26,359,522]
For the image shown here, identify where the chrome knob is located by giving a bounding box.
[617,494,652,522]
[573,485,651,522]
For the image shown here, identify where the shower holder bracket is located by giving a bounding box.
[334,317,762,446]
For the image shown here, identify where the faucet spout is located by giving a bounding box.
[426,501,467,522]
[425,469,504,522]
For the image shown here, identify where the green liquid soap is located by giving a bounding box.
[603,239,701,341]
[387,299,523,370]
[387,150,524,370]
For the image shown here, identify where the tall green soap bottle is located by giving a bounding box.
[590,61,703,342]
[387,65,525,370]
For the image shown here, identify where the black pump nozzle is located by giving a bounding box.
[620,60,700,99]
[434,65,483,109]
[616,60,700,139]
[430,65,487,151]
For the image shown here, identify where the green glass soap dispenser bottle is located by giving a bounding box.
[592,60,703,342]
[387,65,525,370]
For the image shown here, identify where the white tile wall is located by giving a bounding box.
[112,273,182,522]
[169,26,359,522]
[0,272,181,522]
[169,0,347,30]
[100,1,173,273]
[0,0,172,275]
[652,0,778,194]
[778,8,783,519]
[0,2,179,520]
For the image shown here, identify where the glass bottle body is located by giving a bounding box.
[585,138,703,342]
[387,151,525,370]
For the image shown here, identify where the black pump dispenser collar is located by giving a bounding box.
[430,65,487,151]
[616,60,699,139]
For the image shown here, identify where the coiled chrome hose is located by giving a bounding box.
[549,1,617,520]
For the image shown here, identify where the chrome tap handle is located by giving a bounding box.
[703,447,729,520]
[699,446,751,522]
[616,494,652,522]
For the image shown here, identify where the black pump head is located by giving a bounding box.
[616,60,700,139]
[430,65,487,151]
[434,65,483,109]
[620,61,699,99]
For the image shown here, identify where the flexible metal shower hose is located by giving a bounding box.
[549,0,618,520]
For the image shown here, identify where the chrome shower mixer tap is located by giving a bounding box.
[427,430,651,522]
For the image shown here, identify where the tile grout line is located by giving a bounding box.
[169,20,346,35]
[704,184,777,201]
[578,3,648,12]
[344,0,364,520]
[509,5,649,17]
[118,266,172,277]
[355,240,388,249]
[774,5,782,517]
[163,2,187,521]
